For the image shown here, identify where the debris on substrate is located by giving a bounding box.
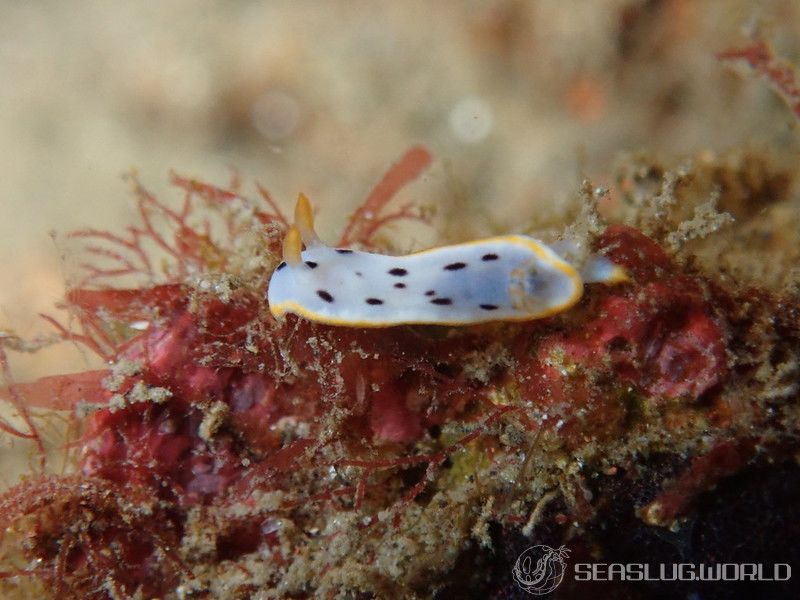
[0,145,799,600]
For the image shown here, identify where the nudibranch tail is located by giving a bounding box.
[551,238,629,285]
[282,225,303,266]
[294,193,320,246]
[579,254,629,284]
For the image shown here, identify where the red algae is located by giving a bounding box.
[1,148,799,598]
[584,225,727,401]
[639,438,756,526]
[0,475,185,599]
[719,38,800,120]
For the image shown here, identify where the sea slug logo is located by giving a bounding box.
[512,544,571,595]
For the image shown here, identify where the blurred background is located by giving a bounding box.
[1,0,799,387]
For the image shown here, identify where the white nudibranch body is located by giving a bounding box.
[267,195,628,327]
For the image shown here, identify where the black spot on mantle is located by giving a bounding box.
[444,262,467,271]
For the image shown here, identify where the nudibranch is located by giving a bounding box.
[267,195,628,327]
